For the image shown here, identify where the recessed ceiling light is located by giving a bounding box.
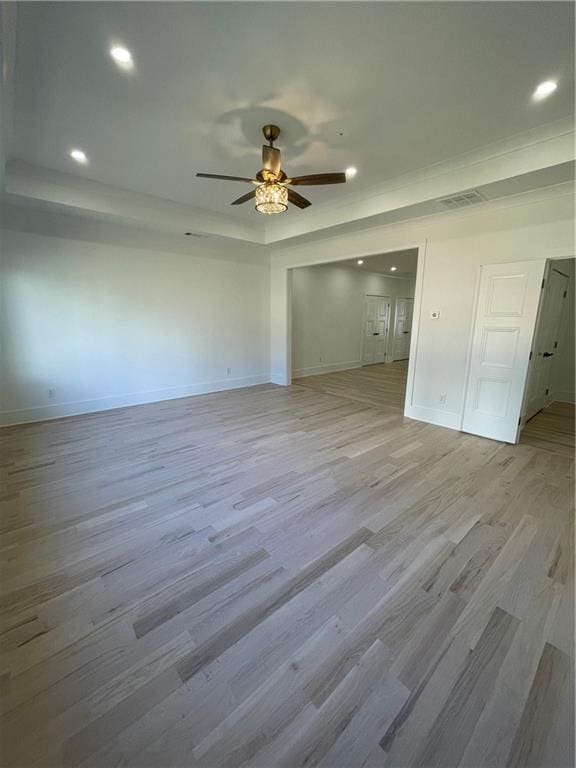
[390,266,397,272]
[533,80,557,101]
[357,259,364,265]
[70,148,88,164]
[346,167,358,180]
[110,45,134,70]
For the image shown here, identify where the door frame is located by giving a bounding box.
[519,257,574,429]
[461,259,547,443]
[361,294,391,366]
[461,254,575,443]
[284,241,425,420]
[283,247,572,439]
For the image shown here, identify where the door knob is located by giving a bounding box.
[543,352,554,358]
[373,333,380,336]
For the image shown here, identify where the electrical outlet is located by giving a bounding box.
[439,393,447,405]
[48,387,56,399]
[226,367,231,376]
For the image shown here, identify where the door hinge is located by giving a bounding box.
[545,388,550,395]
[563,290,567,298]
[553,340,558,349]
[541,279,546,289]
[518,416,522,426]
[529,351,533,361]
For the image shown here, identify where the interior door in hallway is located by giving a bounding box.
[393,298,414,361]
[523,265,570,421]
[362,295,389,365]
[462,259,546,444]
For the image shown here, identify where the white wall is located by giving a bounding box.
[0,227,270,425]
[271,185,575,430]
[551,257,575,403]
[291,263,415,376]
[2,185,573,431]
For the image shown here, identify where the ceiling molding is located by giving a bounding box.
[0,199,270,264]
[4,160,266,244]
[263,118,575,243]
[4,119,573,251]
[271,181,575,268]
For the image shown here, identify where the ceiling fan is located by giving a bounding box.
[196,125,346,214]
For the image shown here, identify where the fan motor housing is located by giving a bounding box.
[262,124,280,143]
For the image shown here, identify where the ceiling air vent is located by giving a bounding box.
[438,190,486,210]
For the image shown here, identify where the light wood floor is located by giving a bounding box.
[520,401,575,456]
[294,361,408,411]
[0,367,574,768]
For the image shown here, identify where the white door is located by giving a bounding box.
[393,298,414,361]
[362,296,389,365]
[523,265,569,421]
[462,260,546,443]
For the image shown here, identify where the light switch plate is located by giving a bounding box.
[430,310,441,319]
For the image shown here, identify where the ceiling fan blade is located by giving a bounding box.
[287,188,311,209]
[196,173,256,183]
[286,172,346,186]
[231,189,256,206]
[262,145,281,176]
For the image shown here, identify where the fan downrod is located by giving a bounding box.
[262,124,280,145]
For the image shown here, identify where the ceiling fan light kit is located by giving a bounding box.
[196,125,347,214]
[255,182,288,214]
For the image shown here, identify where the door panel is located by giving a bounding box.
[481,327,520,368]
[362,296,389,365]
[523,267,569,421]
[393,298,414,361]
[487,275,529,316]
[462,260,545,443]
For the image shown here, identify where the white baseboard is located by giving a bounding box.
[293,360,362,379]
[551,390,575,404]
[270,372,289,386]
[0,374,271,427]
[404,403,462,431]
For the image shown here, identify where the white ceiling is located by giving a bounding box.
[2,2,574,247]
[341,249,419,278]
[7,1,574,227]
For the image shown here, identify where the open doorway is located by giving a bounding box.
[520,257,575,454]
[290,248,419,411]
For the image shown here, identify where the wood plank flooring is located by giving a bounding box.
[294,361,408,411]
[0,367,574,767]
[520,401,575,456]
